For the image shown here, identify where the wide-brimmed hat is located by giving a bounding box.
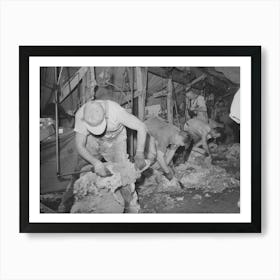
[82,101,106,135]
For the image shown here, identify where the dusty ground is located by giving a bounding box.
[137,143,240,213]
[40,143,240,213]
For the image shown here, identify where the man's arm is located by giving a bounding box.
[157,150,175,180]
[75,132,101,166]
[201,132,211,158]
[165,146,177,165]
[118,109,147,153]
[156,150,170,174]
[75,132,112,177]
[117,108,147,169]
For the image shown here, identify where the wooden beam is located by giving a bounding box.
[148,67,194,85]
[191,67,229,89]
[129,67,135,158]
[120,90,146,106]
[88,67,96,99]
[153,89,168,98]
[80,70,86,105]
[135,67,147,121]
[59,67,88,103]
[172,81,180,128]
[122,88,169,104]
[186,73,207,90]
[167,78,173,124]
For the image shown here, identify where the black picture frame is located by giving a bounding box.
[20,46,261,233]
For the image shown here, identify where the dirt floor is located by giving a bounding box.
[40,143,240,213]
[137,143,240,213]
[139,188,239,213]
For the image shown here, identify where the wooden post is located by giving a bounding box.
[167,78,173,124]
[54,67,60,176]
[129,67,135,159]
[172,81,181,128]
[88,67,96,99]
[80,72,86,105]
[185,96,191,122]
[136,67,147,121]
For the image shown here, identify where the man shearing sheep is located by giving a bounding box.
[144,117,192,180]
[74,99,148,212]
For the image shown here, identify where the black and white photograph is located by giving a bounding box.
[3,0,279,279]
[40,66,241,214]
[19,45,260,232]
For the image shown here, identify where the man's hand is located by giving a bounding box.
[164,170,174,181]
[134,152,146,170]
[94,161,112,177]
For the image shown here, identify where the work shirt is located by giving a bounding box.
[190,95,208,122]
[144,117,180,153]
[190,95,207,111]
[230,90,240,124]
[74,100,125,141]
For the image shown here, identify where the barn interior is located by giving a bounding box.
[40,66,240,213]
